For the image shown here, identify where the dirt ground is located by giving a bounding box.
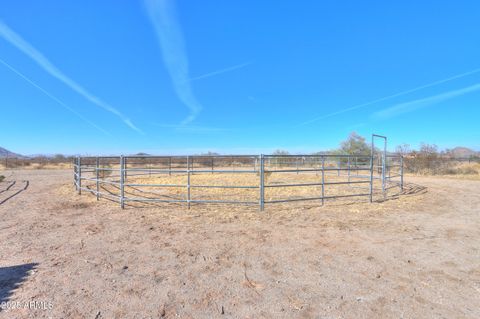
[0,169,479,318]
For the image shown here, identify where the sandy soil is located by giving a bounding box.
[0,169,479,318]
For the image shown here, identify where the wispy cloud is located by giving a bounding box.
[0,20,141,133]
[153,123,226,133]
[0,57,110,135]
[373,83,480,119]
[189,62,251,82]
[143,0,201,125]
[296,67,480,127]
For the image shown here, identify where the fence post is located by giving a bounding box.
[73,157,77,189]
[382,143,386,199]
[124,157,127,180]
[96,157,99,201]
[169,157,172,176]
[187,156,191,209]
[78,157,82,195]
[120,155,125,209]
[211,157,214,174]
[321,156,325,206]
[259,154,265,211]
[369,149,374,203]
[347,156,351,183]
[400,156,404,191]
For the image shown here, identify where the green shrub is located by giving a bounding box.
[0,175,5,182]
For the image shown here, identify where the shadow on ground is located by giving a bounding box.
[0,263,38,306]
[0,180,29,206]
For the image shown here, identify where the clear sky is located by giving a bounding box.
[1,1,479,155]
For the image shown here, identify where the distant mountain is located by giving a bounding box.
[0,147,25,158]
[450,147,479,158]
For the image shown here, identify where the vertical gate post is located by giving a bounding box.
[78,157,82,195]
[124,157,127,180]
[211,157,214,174]
[400,156,404,191]
[382,139,387,199]
[187,156,191,209]
[95,157,99,201]
[259,154,265,211]
[169,157,172,176]
[120,155,125,209]
[74,157,77,190]
[321,156,325,206]
[370,137,374,203]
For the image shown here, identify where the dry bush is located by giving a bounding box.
[401,142,480,176]
[405,157,480,176]
[438,163,480,175]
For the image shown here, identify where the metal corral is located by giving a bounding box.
[73,150,404,211]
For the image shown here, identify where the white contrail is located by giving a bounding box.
[189,62,251,82]
[373,83,480,119]
[0,20,142,133]
[0,57,111,135]
[143,0,201,125]
[153,123,226,132]
[297,67,480,127]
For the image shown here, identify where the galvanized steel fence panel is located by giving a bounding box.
[73,152,403,211]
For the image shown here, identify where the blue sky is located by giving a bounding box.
[1,1,479,155]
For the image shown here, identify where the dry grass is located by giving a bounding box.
[59,175,423,223]
[408,162,480,180]
[0,162,72,170]
[75,167,403,211]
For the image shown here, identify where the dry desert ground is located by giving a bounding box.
[0,169,479,318]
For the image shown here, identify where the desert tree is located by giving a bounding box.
[338,132,370,155]
[395,144,411,156]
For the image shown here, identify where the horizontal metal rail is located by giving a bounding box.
[190,185,258,189]
[265,167,371,173]
[123,198,185,203]
[124,168,257,174]
[123,197,257,205]
[265,193,371,204]
[79,177,120,186]
[264,154,372,158]
[123,155,258,158]
[125,183,184,187]
[123,183,258,189]
[265,180,370,188]
[190,199,257,204]
[387,174,402,178]
[95,167,119,171]
[385,184,401,190]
